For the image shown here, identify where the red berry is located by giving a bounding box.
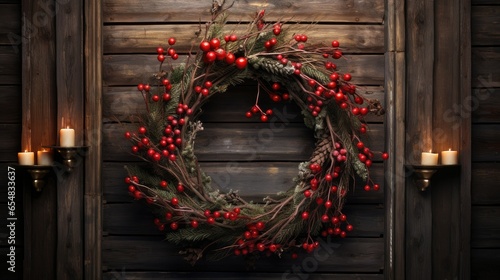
[124,131,131,139]
[157,54,165,62]
[168,37,176,45]
[304,190,312,198]
[131,146,139,153]
[176,184,184,193]
[207,217,215,224]
[235,57,248,69]
[205,51,217,62]
[340,214,347,221]
[356,142,364,150]
[316,197,324,205]
[256,221,265,231]
[225,52,235,64]
[257,243,266,251]
[143,84,151,91]
[199,41,211,52]
[152,95,160,102]
[138,126,146,134]
[233,207,241,214]
[127,185,136,192]
[373,184,380,191]
[321,214,330,223]
[340,231,347,238]
[260,115,268,122]
[229,34,237,41]
[301,212,309,220]
[191,220,199,228]
[332,50,342,59]
[331,40,340,48]
[343,73,352,81]
[169,154,176,161]
[273,28,281,35]
[346,224,353,231]
[156,47,164,54]
[210,38,221,49]
[382,152,389,160]
[215,48,226,60]
[324,200,332,209]
[171,197,179,206]
[170,222,178,230]
[269,244,277,252]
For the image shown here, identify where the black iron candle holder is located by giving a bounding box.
[405,164,460,191]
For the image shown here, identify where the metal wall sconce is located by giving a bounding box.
[18,165,52,192]
[44,146,89,172]
[405,164,460,191]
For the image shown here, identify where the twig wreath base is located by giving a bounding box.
[123,7,387,265]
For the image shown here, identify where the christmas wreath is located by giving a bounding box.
[123,7,387,265]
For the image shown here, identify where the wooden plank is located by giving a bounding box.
[103,162,385,204]
[102,0,385,24]
[103,203,384,237]
[472,0,500,5]
[472,47,500,88]
[102,236,384,272]
[102,122,385,162]
[0,4,20,45]
[471,206,500,248]
[471,124,500,162]
[0,124,20,162]
[472,163,500,205]
[0,86,21,124]
[0,46,21,85]
[102,54,385,86]
[55,0,84,278]
[103,24,384,54]
[471,249,500,280]
[101,271,384,280]
[471,6,500,46]
[103,86,385,123]
[472,88,500,123]
[84,0,103,279]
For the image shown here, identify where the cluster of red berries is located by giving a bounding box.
[199,37,248,69]
[245,105,273,122]
[157,37,178,62]
[233,221,280,256]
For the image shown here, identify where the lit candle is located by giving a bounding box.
[421,150,438,165]
[441,149,458,165]
[37,149,53,166]
[60,126,75,147]
[18,150,35,165]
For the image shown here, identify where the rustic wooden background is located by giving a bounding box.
[470,0,500,278]
[0,1,22,279]
[101,0,386,279]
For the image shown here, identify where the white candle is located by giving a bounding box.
[421,151,438,165]
[37,150,53,166]
[18,150,35,165]
[441,149,458,165]
[60,127,75,147]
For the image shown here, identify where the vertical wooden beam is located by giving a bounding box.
[56,0,84,279]
[84,0,103,279]
[21,0,57,279]
[405,0,434,279]
[385,0,406,279]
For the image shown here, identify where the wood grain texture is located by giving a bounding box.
[0,86,21,124]
[102,162,385,204]
[102,272,383,280]
[55,0,84,278]
[102,236,384,272]
[102,122,385,162]
[103,85,385,123]
[103,203,384,237]
[472,47,500,88]
[471,206,500,248]
[103,0,385,24]
[471,6,500,46]
[0,46,21,85]
[0,4,20,45]
[471,124,500,161]
[472,163,500,205]
[471,249,500,279]
[472,88,500,123]
[103,54,385,86]
[0,124,20,162]
[103,24,384,54]
[84,0,103,279]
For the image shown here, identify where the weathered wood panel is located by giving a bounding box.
[103,54,385,86]
[471,206,500,248]
[103,0,385,24]
[471,248,500,279]
[103,85,385,123]
[472,47,500,88]
[0,124,20,162]
[102,122,385,162]
[0,86,21,124]
[103,203,384,237]
[103,162,385,204]
[471,124,500,161]
[0,46,20,84]
[472,88,500,123]
[102,272,383,280]
[472,163,500,205]
[103,24,384,54]
[0,4,20,45]
[102,236,384,272]
[471,6,500,46]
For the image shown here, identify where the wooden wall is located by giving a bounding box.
[0,1,22,279]
[470,0,500,278]
[101,0,386,279]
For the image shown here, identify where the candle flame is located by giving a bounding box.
[24,149,27,153]
[67,126,69,129]
[429,150,432,153]
[449,148,451,151]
